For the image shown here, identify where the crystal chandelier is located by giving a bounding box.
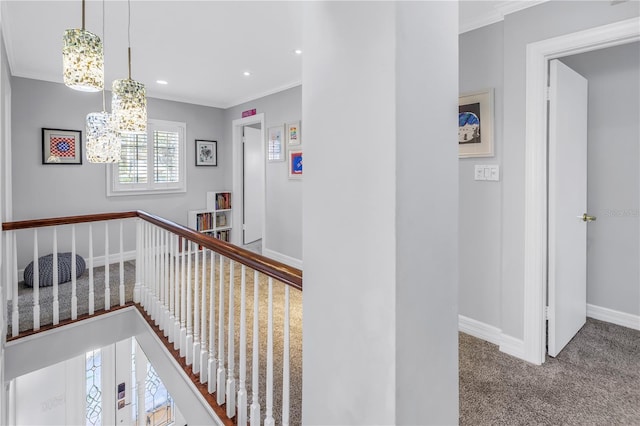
[85,0,120,163]
[63,0,104,92]
[112,0,147,134]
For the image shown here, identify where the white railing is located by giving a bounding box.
[1,211,303,425]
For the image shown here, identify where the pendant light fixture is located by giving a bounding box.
[86,0,121,163]
[112,0,147,134]
[63,0,104,92]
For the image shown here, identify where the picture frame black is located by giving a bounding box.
[42,128,83,164]
[196,139,217,166]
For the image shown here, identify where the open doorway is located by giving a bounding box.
[523,17,640,365]
[231,113,266,252]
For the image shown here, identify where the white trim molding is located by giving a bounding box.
[262,248,303,270]
[587,304,640,331]
[499,334,526,360]
[523,17,640,366]
[458,315,502,346]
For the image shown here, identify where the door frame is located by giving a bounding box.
[523,17,639,365]
[231,113,266,248]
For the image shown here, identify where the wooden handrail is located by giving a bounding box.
[1,211,139,231]
[1,210,303,291]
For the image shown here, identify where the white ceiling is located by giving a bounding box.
[1,1,546,109]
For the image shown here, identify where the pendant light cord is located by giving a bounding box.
[128,0,132,79]
[81,0,85,30]
[101,0,106,111]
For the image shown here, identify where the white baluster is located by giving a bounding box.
[216,255,226,405]
[164,230,172,337]
[167,233,175,343]
[208,249,217,394]
[250,270,261,425]
[237,264,248,425]
[264,277,274,426]
[142,222,149,310]
[32,230,40,331]
[52,228,59,324]
[146,223,152,311]
[104,222,110,311]
[152,227,158,321]
[179,237,187,356]
[119,221,125,306]
[134,219,142,303]
[186,241,193,365]
[71,225,78,320]
[226,260,236,418]
[11,232,19,337]
[158,229,165,330]
[174,235,182,350]
[282,285,290,426]
[200,248,209,383]
[193,245,201,374]
[88,224,95,315]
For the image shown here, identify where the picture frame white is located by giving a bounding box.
[458,89,494,158]
[286,121,301,146]
[267,126,285,162]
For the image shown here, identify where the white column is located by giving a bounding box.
[207,249,217,394]
[134,219,142,303]
[302,2,459,424]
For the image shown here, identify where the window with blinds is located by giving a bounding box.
[108,119,186,195]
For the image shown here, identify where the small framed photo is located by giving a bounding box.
[286,121,301,146]
[196,140,217,166]
[288,150,303,179]
[268,126,285,162]
[42,128,82,164]
[458,89,494,158]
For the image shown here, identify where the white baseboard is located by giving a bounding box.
[458,315,502,345]
[499,334,526,360]
[262,248,303,270]
[587,303,640,331]
[458,315,526,361]
[17,250,137,283]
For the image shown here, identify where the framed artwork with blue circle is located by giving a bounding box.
[458,89,494,158]
[42,128,82,164]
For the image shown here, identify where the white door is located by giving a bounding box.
[243,126,264,244]
[548,59,590,357]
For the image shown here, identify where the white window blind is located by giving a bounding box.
[108,119,186,196]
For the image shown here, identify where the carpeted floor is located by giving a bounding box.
[460,318,640,425]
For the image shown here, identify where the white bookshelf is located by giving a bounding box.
[188,191,232,242]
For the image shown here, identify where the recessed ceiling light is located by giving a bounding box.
[243,71,251,76]
[156,80,168,85]
[294,49,303,55]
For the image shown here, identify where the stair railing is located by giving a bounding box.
[2,210,303,426]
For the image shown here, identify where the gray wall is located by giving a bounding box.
[500,0,639,339]
[11,77,225,262]
[561,42,640,316]
[223,86,302,261]
[458,22,503,329]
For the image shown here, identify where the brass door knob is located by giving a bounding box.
[581,213,597,222]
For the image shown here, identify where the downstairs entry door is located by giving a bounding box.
[548,59,590,357]
[243,125,264,245]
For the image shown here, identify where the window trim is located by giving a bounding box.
[107,119,187,197]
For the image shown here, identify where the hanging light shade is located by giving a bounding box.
[112,0,147,134]
[63,0,104,92]
[86,111,121,163]
[112,72,147,134]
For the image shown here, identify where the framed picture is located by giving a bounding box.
[458,89,494,158]
[288,150,303,179]
[286,121,301,146]
[42,128,82,164]
[196,140,217,166]
[267,126,285,162]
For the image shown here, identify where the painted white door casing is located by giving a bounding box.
[243,126,264,245]
[547,59,589,357]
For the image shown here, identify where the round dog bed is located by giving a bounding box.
[23,253,86,288]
